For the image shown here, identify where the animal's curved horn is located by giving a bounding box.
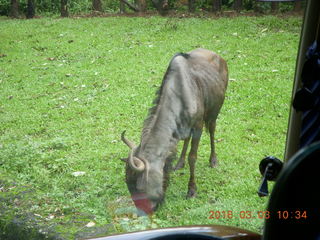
[121,131,136,149]
[128,148,145,172]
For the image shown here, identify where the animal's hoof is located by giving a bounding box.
[209,157,218,168]
[210,162,218,168]
[174,161,185,171]
[186,189,197,198]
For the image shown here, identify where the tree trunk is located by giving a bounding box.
[93,0,103,12]
[61,0,68,17]
[271,2,279,12]
[212,0,221,12]
[120,0,126,13]
[253,0,259,12]
[138,0,147,12]
[233,0,242,12]
[120,0,139,12]
[293,1,302,12]
[26,0,35,18]
[150,0,168,15]
[188,0,195,13]
[10,0,19,18]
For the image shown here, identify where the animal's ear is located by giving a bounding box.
[120,158,128,162]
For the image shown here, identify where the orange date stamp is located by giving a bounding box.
[208,210,307,220]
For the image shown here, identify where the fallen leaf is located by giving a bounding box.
[86,221,96,228]
[46,215,55,220]
[72,171,86,177]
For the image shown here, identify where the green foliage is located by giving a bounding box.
[0,0,107,16]
[255,1,298,13]
[0,15,302,238]
[0,0,9,15]
[35,0,60,14]
[242,0,254,10]
[223,0,233,8]
[0,0,301,16]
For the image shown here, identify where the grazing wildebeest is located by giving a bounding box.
[121,48,228,214]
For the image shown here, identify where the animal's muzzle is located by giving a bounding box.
[132,193,160,215]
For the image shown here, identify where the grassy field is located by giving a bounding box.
[0,15,302,238]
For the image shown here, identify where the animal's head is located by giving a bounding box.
[121,131,165,214]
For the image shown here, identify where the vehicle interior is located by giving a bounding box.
[87,0,320,239]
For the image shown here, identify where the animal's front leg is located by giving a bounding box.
[187,123,203,198]
[174,137,190,171]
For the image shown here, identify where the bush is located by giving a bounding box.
[0,0,301,17]
[0,0,10,15]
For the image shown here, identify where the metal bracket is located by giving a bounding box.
[257,156,283,197]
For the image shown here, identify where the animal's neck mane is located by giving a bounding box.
[140,65,173,146]
[140,65,177,186]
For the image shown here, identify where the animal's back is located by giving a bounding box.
[148,48,228,139]
[186,48,228,126]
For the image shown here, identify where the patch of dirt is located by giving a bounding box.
[70,9,303,19]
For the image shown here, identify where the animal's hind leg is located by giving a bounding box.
[187,122,203,198]
[174,137,190,171]
[209,121,218,168]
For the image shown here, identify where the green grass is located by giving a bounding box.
[0,15,302,238]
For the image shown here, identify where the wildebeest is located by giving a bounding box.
[121,48,228,214]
